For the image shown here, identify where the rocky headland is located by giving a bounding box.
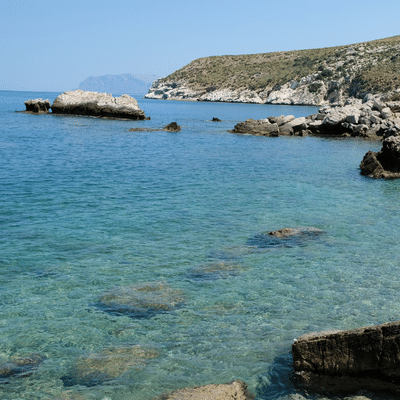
[145,36,400,107]
[25,90,147,120]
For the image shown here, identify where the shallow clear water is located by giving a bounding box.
[1,91,399,399]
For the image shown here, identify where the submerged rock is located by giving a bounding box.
[24,98,51,114]
[360,135,400,179]
[186,261,243,281]
[51,90,146,120]
[0,354,46,381]
[155,380,254,400]
[61,345,158,387]
[129,122,181,132]
[292,321,400,394]
[247,227,324,249]
[95,281,185,318]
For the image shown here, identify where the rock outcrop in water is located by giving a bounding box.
[292,321,400,394]
[51,90,146,119]
[95,281,185,318]
[62,345,158,387]
[231,98,400,139]
[360,135,400,179]
[155,380,254,400]
[24,99,51,114]
[129,122,181,132]
[247,227,324,249]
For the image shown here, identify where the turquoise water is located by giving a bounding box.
[0,90,399,399]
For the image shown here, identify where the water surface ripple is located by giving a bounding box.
[1,91,398,400]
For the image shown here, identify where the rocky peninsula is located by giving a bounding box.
[25,90,147,120]
[145,36,400,107]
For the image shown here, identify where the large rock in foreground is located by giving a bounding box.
[51,90,146,119]
[292,321,400,393]
[155,380,254,400]
[360,135,400,178]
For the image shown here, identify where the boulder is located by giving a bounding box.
[292,321,400,393]
[212,117,222,122]
[381,107,393,119]
[230,119,279,136]
[155,380,254,400]
[360,135,400,179]
[95,281,185,318]
[24,99,51,114]
[51,90,146,120]
[163,122,181,132]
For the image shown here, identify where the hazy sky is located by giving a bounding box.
[1,0,400,92]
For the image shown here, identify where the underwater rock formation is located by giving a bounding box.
[61,345,158,387]
[0,354,46,381]
[155,380,254,400]
[247,227,324,249]
[95,281,185,318]
[186,261,243,281]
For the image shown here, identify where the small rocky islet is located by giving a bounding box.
[24,90,147,120]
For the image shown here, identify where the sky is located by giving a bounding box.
[1,0,400,92]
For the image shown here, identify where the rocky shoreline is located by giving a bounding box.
[230,96,400,140]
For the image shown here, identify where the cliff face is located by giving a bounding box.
[145,36,400,106]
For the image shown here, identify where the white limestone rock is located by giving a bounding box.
[51,90,146,119]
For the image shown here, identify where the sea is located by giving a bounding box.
[1,90,399,400]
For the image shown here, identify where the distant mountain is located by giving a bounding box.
[78,73,159,95]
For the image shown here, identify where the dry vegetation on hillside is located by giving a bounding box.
[163,36,400,99]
